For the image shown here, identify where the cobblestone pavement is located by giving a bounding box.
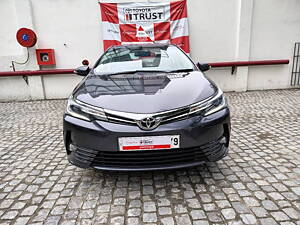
[0,89,300,225]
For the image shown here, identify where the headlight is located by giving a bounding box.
[65,96,108,122]
[189,88,227,117]
[204,94,227,116]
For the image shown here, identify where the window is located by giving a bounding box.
[94,45,194,74]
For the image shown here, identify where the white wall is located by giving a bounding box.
[247,0,300,90]
[31,0,103,68]
[188,0,240,92]
[0,0,35,101]
[0,0,299,101]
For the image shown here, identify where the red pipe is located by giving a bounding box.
[209,59,289,67]
[0,69,74,77]
[0,59,289,77]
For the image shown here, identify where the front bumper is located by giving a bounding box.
[63,108,230,171]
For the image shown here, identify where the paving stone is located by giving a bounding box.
[143,213,157,223]
[240,214,257,224]
[93,212,108,224]
[282,207,300,220]
[262,200,279,211]
[14,217,30,225]
[186,198,201,208]
[280,222,296,225]
[221,208,236,219]
[291,187,300,195]
[271,211,289,221]
[190,210,206,220]
[174,204,188,213]
[203,203,217,211]
[129,200,142,208]
[79,209,94,219]
[143,186,154,195]
[251,207,269,217]
[97,204,110,213]
[0,199,14,209]
[63,210,79,220]
[260,218,278,225]
[243,197,260,207]
[161,217,175,225]
[184,190,195,198]
[232,202,250,213]
[33,209,50,222]
[127,208,141,217]
[129,191,140,199]
[268,192,284,200]
[11,202,26,210]
[216,200,231,208]
[158,207,172,215]
[175,214,192,225]
[21,205,38,216]
[110,216,125,225]
[127,217,140,225]
[207,211,223,223]
[110,205,125,215]
[51,206,66,215]
[43,215,61,225]
[144,201,156,212]
[1,210,18,220]
[60,221,76,225]
[158,198,170,206]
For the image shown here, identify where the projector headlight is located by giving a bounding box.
[65,96,108,122]
[189,88,227,117]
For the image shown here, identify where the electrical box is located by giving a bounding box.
[36,49,56,66]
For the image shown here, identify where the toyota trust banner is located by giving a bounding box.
[99,0,190,53]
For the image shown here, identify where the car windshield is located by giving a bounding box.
[94,45,195,75]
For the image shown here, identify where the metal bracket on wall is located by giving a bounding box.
[22,75,29,85]
[231,66,236,75]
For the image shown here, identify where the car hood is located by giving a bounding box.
[73,71,217,113]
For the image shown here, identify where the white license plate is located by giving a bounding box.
[118,135,180,151]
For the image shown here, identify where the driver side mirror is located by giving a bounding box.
[74,66,90,76]
[197,63,211,72]
[74,59,90,76]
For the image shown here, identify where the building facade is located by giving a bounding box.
[0,0,299,101]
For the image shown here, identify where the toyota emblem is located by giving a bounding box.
[137,117,161,130]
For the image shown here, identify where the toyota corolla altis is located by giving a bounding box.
[63,44,230,171]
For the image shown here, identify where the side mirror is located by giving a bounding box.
[197,63,211,72]
[74,66,90,76]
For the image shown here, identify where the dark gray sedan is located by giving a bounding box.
[63,43,230,171]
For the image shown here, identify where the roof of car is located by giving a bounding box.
[111,43,173,50]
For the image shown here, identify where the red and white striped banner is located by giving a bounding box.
[99,0,190,53]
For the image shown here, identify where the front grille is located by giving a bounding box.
[71,137,226,169]
[104,105,191,127]
[105,112,136,125]
[160,107,190,124]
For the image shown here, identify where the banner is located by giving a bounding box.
[99,0,190,53]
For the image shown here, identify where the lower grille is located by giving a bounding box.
[70,137,227,169]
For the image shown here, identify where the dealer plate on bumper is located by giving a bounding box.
[118,135,180,151]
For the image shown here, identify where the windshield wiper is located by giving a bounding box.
[95,70,169,76]
[167,68,194,73]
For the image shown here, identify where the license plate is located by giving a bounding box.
[118,135,180,151]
